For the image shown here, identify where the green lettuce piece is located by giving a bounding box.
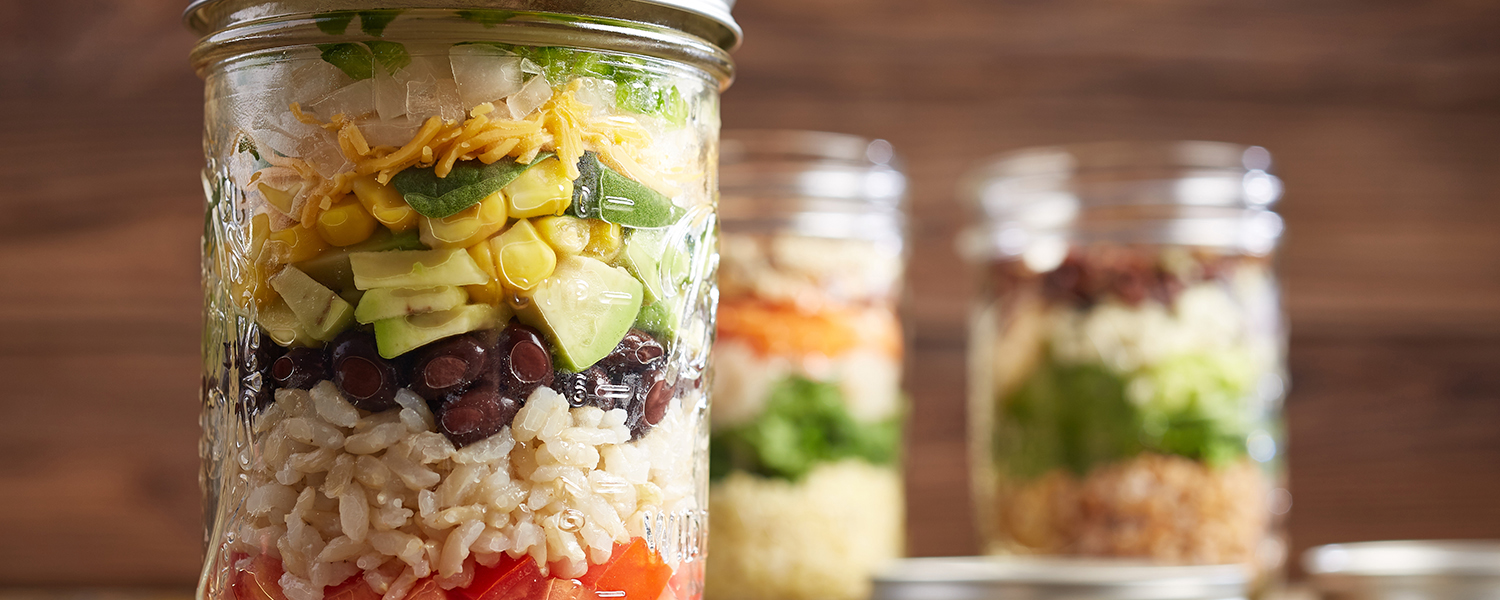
[615,68,687,127]
[995,350,1261,480]
[366,40,411,74]
[710,375,901,482]
[314,11,356,35]
[457,10,515,27]
[314,10,402,36]
[390,154,552,218]
[995,363,1142,480]
[358,10,402,36]
[453,44,685,124]
[316,41,410,81]
[568,152,684,228]
[316,43,374,81]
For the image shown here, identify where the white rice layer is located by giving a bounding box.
[230,380,702,600]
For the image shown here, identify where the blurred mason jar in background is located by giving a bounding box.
[960,141,1291,594]
[708,130,908,600]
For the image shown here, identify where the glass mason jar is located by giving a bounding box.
[187,4,737,600]
[959,142,1290,588]
[708,131,908,600]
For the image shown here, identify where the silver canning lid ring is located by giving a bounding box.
[184,0,741,53]
[872,557,1249,600]
[1305,540,1500,578]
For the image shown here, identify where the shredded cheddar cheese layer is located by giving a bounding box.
[253,80,669,230]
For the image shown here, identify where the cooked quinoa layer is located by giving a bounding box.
[231,381,702,600]
[706,461,904,600]
[991,453,1271,565]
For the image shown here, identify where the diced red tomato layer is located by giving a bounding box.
[541,578,598,600]
[325,576,384,600]
[459,553,546,600]
[579,539,673,600]
[667,560,703,600]
[232,553,289,600]
[230,538,685,600]
[408,578,453,600]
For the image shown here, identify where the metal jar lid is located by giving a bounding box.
[872,557,1250,600]
[1304,540,1500,600]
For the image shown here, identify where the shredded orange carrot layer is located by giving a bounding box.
[716,300,903,359]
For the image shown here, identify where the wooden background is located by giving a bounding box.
[3,0,1500,586]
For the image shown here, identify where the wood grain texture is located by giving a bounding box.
[3,0,1500,586]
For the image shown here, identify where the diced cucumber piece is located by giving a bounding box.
[349,248,490,290]
[268,265,355,342]
[373,303,502,359]
[295,229,426,292]
[354,286,468,324]
[257,298,318,347]
[517,255,643,372]
[569,152,684,228]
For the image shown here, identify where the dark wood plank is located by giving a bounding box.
[4,0,1500,585]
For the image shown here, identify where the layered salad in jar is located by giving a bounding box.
[705,232,905,600]
[972,245,1286,576]
[200,14,719,600]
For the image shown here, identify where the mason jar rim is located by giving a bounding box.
[720,130,906,206]
[720,130,907,242]
[958,140,1285,259]
[184,1,738,86]
[964,140,1282,215]
[970,140,1273,179]
[186,0,740,48]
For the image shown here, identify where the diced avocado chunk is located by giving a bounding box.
[373,303,502,359]
[569,152,684,228]
[350,248,490,290]
[634,298,680,341]
[354,286,468,324]
[517,255,644,372]
[295,229,426,292]
[622,229,664,303]
[268,265,355,342]
[257,298,318,347]
[621,228,690,304]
